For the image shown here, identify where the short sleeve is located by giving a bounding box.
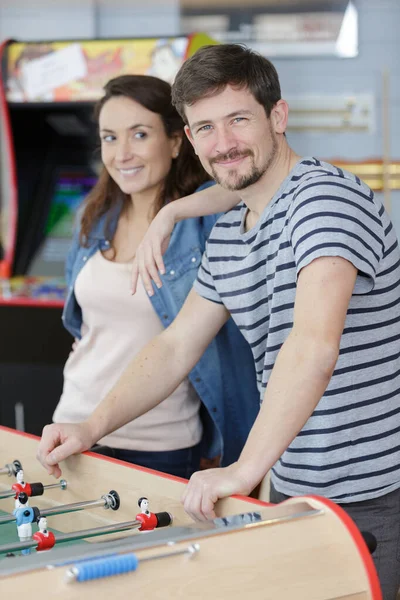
[287,177,384,294]
[194,245,224,304]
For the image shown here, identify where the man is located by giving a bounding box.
[37,44,400,599]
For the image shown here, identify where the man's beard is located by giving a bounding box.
[209,134,278,192]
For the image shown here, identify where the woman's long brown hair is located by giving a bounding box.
[79,74,210,245]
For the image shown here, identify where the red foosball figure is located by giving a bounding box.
[135,497,158,531]
[11,469,32,498]
[135,497,173,532]
[33,516,55,552]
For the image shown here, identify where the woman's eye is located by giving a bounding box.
[102,134,115,143]
[134,131,147,139]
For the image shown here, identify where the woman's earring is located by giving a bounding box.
[174,151,179,158]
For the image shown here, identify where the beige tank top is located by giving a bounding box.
[53,250,202,451]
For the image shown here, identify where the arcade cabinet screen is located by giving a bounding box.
[27,170,97,278]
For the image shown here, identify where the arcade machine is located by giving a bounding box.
[0,34,214,435]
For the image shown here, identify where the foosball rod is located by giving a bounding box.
[0,460,22,477]
[0,490,120,525]
[65,543,200,583]
[0,479,67,500]
[0,512,173,555]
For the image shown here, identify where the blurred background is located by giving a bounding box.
[0,0,398,434]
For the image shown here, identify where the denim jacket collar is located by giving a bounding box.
[86,199,122,242]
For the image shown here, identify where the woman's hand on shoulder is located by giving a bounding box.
[131,205,176,296]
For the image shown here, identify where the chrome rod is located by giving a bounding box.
[0,460,22,477]
[0,539,38,554]
[140,543,200,564]
[42,490,119,517]
[0,479,67,500]
[42,498,106,518]
[56,519,143,543]
[0,491,18,500]
[0,513,23,525]
[38,481,68,493]
[65,543,200,583]
[0,492,117,525]
[0,519,143,555]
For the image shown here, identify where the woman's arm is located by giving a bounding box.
[173,184,240,221]
[131,184,240,295]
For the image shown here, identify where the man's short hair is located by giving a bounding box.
[172,44,281,124]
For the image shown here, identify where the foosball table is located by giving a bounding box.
[0,426,382,599]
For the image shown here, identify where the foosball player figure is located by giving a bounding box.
[136,497,157,531]
[13,492,39,524]
[33,516,55,552]
[14,492,34,555]
[135,497,173,532]
[12,469,31,497]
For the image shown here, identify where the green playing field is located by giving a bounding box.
[0,509,86,558]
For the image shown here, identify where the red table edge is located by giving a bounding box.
[300,494,382,600]
[0,424,268,507]
[0,426,382,596]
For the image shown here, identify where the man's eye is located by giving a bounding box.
[198,125,212,133]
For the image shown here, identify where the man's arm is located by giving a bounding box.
[182,256,358,520]
[37,290,229,477]
[131,185,240,295]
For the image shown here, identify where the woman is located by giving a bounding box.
[55,74,259,479]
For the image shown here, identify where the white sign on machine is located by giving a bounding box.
[20,44,88,101]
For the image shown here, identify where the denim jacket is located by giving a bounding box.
[62,197,260,466]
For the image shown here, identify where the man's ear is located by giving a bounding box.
[184,124,197,154]
[271,99,289,134]
[170,132,183,158]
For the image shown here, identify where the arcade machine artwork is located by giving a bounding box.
[0,34,213,303]
[0,34,215,435]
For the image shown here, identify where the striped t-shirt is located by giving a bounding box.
[194,157,400,503]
